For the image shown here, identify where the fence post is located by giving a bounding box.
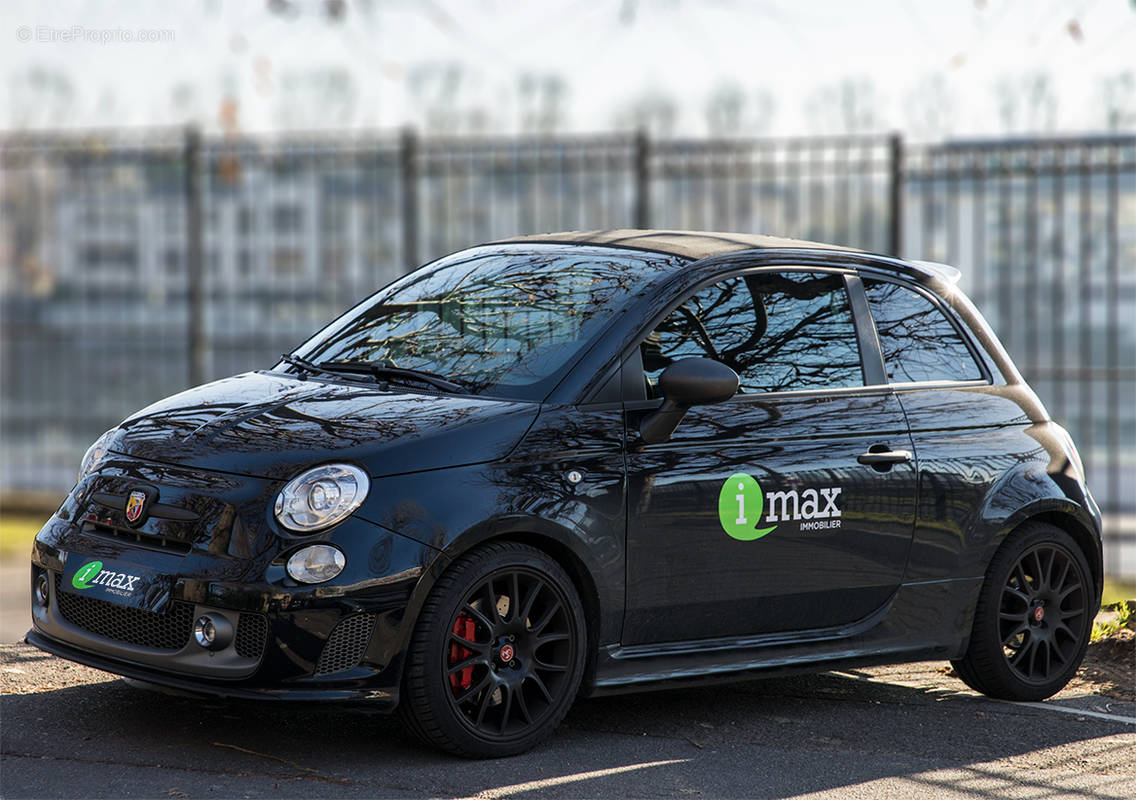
[400,127,419,272]
[184,125,207,387]
[887,132,904,257]
[634,129,650,229]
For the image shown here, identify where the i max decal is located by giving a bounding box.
[718,473,777,541]
[71,560,142,594]
[718,473,843,540]
[71,560,103,589]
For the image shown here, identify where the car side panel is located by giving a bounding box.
[896,387,1102,588]
[354,404,627,647]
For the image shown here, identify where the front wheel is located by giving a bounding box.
[952,523,1095,701]
[399,541,586,757]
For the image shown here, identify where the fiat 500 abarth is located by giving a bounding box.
[29,230,1102,757]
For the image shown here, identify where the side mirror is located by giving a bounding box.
[639,358,739,444]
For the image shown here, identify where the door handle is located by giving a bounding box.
[857,449,912,465]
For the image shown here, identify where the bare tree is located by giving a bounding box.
[408,62,493,134]
[994,72,1057,135]
[804,78,881,135]
[615,88,679,137]
[903,73,956,140]
[276,68,357,129]
[517,72,568,134]
[9,68,75,128]
[1097,72,1136,132]
[705,82,776,137]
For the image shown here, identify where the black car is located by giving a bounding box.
[29,230,1103,757]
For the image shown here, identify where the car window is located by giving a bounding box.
[863,279,984,384]
[642,271,863,396]
[292,245,682,400]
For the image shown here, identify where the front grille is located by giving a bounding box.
[83,521,192,555]
[314,614,376,676]
[235,613,268,659]
[55,575,194,651]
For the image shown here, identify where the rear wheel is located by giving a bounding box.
[952,523,1095,701]
[399,542,586,757]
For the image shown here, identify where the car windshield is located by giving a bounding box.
[287,244,681,399]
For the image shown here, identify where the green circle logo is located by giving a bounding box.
[718,473,777,541]
[72,560,103,590]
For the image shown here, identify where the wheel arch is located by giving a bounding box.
[404,518,613,691]
[1011,509,1104,604]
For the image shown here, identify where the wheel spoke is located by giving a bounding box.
[497,684,513,734]
[527,671,554,703]
[463,602,494,632]
[533,655,569,673]
[1001,621,1028,647]
[1029,550,1045,591]
[474,684,495,726]
[520,580,543,624]
[455,672,493,705]
[1059,604,1084,621]
[514,683,533,724]
[484,582,502,626]
[1057,583,1084,603]
[1053,558,1072,594]
[529,600,562,636]
[449,631,488,653]
[447,653,486,675]
[1013,563,1032,596]
[1044,549,1060,591]
[535,631,570,647]
[510,573,522,622]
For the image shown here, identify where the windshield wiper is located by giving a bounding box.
[320,361,470,394]
[279,353,346,381]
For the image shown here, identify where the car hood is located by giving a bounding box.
[106,371,540,481]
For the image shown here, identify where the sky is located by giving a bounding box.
[2,0,1134,138]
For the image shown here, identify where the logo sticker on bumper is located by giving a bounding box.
[62,555,171,612]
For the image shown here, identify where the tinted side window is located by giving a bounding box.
[863,279,983,384]
[642,271,862,396]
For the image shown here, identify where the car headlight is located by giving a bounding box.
[78,429,116,483]
[286,544,346,584]
[273,463,369,533]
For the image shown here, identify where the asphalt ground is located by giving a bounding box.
[2,548,1134,800]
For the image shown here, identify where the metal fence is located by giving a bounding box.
[1,128,1132,573]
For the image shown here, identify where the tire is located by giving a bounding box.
[399,541,587,758]
[951,522,1096,702]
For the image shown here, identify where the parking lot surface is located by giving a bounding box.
[2,640,1133,799]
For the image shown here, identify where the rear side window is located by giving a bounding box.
[642,271,863,395]
[863,279,983,384]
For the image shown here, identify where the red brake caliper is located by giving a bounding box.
[449,612,477,692]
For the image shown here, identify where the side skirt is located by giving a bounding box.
[585,577,982,696]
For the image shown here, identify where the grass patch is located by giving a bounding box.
[1091,600,1135,643]
[0,514,47,558]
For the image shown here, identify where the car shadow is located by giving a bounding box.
[2,656,1132,799]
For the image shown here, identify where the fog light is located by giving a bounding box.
[33,573,49,607]
[193,613,233,650]
[286,544,346,584]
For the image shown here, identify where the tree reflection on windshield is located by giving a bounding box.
[295,246,680,399]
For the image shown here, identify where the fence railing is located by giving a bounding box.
[1,128,1133,573]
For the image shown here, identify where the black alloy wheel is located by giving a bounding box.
[400,541,586,757]
[952,523,1096,702]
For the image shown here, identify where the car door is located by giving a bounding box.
[623,267,918,645]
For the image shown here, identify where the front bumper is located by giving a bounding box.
[25,628,400,706]
[28,459,442,704]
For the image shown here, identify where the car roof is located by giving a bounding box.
[491,229,861,261]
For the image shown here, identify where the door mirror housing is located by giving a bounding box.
[639,358,739,444]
